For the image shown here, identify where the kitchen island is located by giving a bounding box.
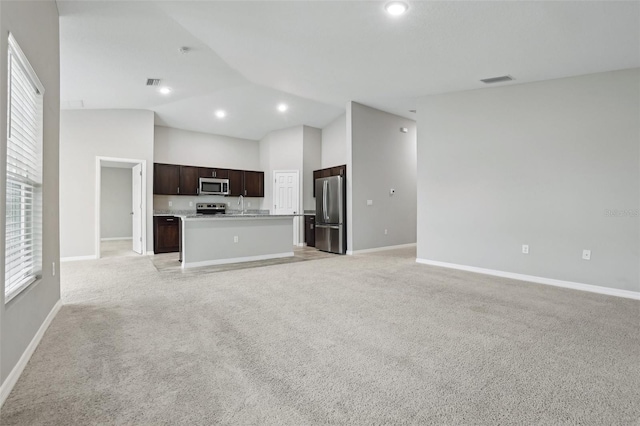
[180,214,296,269]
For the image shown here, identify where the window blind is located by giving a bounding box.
[5,34,44,301]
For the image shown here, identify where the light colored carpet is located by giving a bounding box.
[2,247,639,425]
[100,239,138,258]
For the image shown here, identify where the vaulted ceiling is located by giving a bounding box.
[58,1,640,140]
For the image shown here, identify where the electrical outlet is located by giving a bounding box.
[522,244,529,254]
[189,201,193,207]
[582,249,591,260]
[247,202,251,207]
[234,236,239,243]
[52,262,55,276]
[384,229,388,235]
[168,201,173,207]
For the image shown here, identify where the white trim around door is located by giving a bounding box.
[95,156,147,259]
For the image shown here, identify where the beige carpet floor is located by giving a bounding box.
[1,247,638,425]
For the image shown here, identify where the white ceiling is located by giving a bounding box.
[58,1,640,141]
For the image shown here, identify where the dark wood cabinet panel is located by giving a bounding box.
[154,162,265,198]
[304,215,315,247]
[228,169,244,196]
[154,216,180,253]
[179,166,200,195]
[330,166,345,177]
[312,164,346,197]
[199,167,214,178]
[199,168,229,179]
[244,171,264,197]
[312,170,321,197]
[154,163,180,195]
[214,169,229,179]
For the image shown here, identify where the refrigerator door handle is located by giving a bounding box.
[316,224,339,230]
[323,180,328,221]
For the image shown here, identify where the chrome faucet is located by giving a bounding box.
[238,195,244,215]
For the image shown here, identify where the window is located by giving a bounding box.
[5,34,44,302]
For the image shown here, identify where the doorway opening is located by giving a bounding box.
[95,157,147,259]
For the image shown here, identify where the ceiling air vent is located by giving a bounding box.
[480,75,514,84]
[146,78,161,86]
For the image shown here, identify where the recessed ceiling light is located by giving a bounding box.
[277,103,288,112]
[159,87,172,95]
[215,110,226,118]
[385,1,408,16]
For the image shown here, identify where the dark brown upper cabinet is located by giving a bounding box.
[154,163,265,197]
[154,163,180,195]
[179,166,201,195]
[243,171,264,197]
[228,169,244,196]
[199,168,229,179]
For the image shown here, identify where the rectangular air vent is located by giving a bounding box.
[146,78,161,86]
[480,75,514,84]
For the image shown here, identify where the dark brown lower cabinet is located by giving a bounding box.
[154,216,181,253]
[304,215,316,247]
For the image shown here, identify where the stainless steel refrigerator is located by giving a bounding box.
[315,175,346,254]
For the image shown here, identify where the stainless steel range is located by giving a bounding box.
[196,203,226,215]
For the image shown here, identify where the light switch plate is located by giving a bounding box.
[582,249,591,260]
[367,200,373,206]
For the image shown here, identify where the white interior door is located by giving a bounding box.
[273,171,300,244]
[132,164,143,254]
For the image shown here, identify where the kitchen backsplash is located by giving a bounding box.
[154,194,264,211]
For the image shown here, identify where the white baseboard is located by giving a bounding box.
[347,243,416,255]
[0,299,62,408]
[100,237,132,241]
[146,251,155,256]
[416,258,640,301]
[60,255,97,262]
[182,252,294,269]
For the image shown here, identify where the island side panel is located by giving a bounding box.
[182,217,294,268]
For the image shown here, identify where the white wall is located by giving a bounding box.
[60,110,154,258]
[154,126,260,169]
[154,126,262,212]
[302,126,322,211]
[260,126,304,212]
[348,102,417,252]
[100,167,133,239]
[0,0,60,386]
[321,113,347,169]
[416,69,640,292]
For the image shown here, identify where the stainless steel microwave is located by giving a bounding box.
[199,177,230,195]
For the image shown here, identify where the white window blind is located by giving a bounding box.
[5,34,44,302]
